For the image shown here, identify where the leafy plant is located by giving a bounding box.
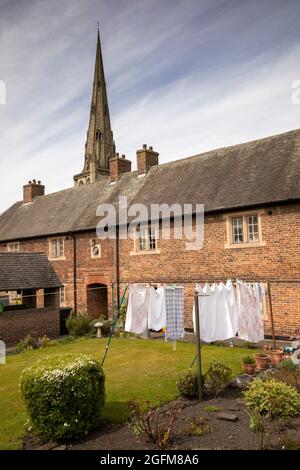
[267,367,300,393]
[66,312,92,337]
[242,355,256,365]
[183,416,211,437]
[248,410,273,450]
[16,335,37,353]
[127,399,182,449]
[244,379,300,419]
[204,361,232,397]
[176,369,200,399]
[281,359,297,371]
[91,316,112,337]
[20,354,105,441]
[204,404,220,413]
[38,335,50,349]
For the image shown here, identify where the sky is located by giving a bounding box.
[0,0,300,214]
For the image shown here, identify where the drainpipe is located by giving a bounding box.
[69,232,77,316]
[115,225,120,312]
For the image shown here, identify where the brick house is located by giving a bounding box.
[0,252,61,345]
[0,31,299,338]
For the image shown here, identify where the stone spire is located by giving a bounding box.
[74,29,115,186]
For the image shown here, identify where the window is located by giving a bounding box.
[7,242,19,252]
[247,215,259,242]
[232,217,243,244]
[224,211,265,248]
[60,286,66,305]
[138,227,157,252]
[50,238,65,259]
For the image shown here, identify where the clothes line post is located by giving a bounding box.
[194,290,203,401]
[267,282,276,350]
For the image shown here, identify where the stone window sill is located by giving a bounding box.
[224,241,266,249]
[130,249,161,256]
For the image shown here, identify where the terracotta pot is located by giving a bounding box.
[242,363,256,375]
[255,354,270,370]
[268,350,283,367]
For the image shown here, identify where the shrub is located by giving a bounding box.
[20,354,105,441]
[204,361,232,397]
[66,313,92,337]
[38,335,50,349]
[176,369,200,399]
[16,334,37,353]
[242,355,256,365]
[281,359,297,371]
[91,317,112,337]
[267,368,300,393]
[128,399,182,449]
[244,379,300,419]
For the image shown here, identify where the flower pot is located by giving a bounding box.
[268,350,283,367]
[241,363,256,375]
[255,354,270,370]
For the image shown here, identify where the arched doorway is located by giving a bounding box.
[86,283,108,319]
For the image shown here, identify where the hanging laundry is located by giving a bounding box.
[236,280,264,343]
[165,287,185,340]
[148,287,166,331]
[125,284,150,335]
[193,282,238,343]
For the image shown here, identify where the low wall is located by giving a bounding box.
[0,307,60,346]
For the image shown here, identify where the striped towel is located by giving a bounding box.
[165,287,185,340]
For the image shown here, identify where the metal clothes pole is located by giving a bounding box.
[267,282,276,349]
[111,284,115,323]
[194,290,203,401]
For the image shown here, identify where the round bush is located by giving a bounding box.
[244,378,300,419]
[20,354,105,441]
[176,369,199,399]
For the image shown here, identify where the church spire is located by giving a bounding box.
[74,29,115,186]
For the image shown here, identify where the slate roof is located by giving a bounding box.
[0,253,62,290]
[0,128,300,242]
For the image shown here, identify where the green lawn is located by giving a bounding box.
[0,337,254,450]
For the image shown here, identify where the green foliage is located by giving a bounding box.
[176,369,200,399]
[57,335,76,345]
[127,398,182,449]
[204,361,232,397]
[204,404,220,412]
[183,416,211,436]
[20,354,105,441]
[248,410,273,450]
[16,335,37,353]
[267,367,300,393]
[244,379,300,419]
[281,359,297,371]
[91,317,112,337]
[242,355,256,365]
[66,313,92,337]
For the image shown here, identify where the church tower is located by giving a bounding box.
[74,29,115,186]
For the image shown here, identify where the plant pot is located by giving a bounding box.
[268,350,283,367]
[241,363,256,375]
[255,354,270,370]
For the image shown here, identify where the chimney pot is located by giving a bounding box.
[149,146,153,151]
[143,144,147,150]
[38,180,41,184]
[122,154,125,159]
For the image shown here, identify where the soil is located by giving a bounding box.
[23,388,300,451]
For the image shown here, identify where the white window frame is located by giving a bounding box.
[7,242,20,252]
[130,226,161,255]
[49,238,65,260]
[224,210,266,249]
[60,285,66,306]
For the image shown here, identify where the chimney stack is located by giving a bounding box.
[23,180,45,203]
[109,154,132,182]
[136,145,159,175]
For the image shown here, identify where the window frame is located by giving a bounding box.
[60,285,66,305]
[7,242,20,252]
[131,226,160,255]
[224,210,266,249]
[49,238,66,260]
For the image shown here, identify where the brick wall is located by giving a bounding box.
[0,307,60,346]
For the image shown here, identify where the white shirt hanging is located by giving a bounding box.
[125,284,150,335]
[148,287,166,331]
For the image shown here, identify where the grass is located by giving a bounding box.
[0,337,255,450]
